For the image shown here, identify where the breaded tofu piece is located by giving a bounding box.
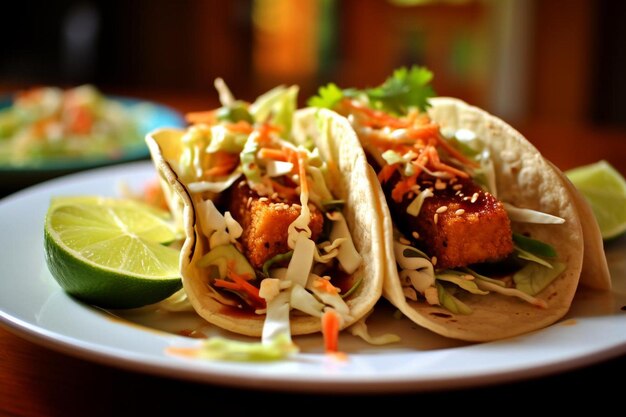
[228,180,324,269]
[385,174,513,269]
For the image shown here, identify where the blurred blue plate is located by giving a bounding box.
[0,94,185,194]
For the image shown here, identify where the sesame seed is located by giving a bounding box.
[471,192,479,203]
[435,179,447,190]
[246,197,252,208]
[434,213,439,224]
[412,231,420,239]
[455,209,465,215]
[455,190,461,196]
[399,236,411,245]
[431,256,438,266]
[271,192,278,200]
[453,184,463,190]
[463,196,470,201]
[436,206,448,214]
[259,197,268,202]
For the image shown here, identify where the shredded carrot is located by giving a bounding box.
[429,133,478,168]
[165,346,200,358]
[205,165,236,177]
[258,147,288,161]
[256,123,281,146]
[378,163,398,183]
[405,123,440,141]
[348,97,480,203]
[373,128,473,202]
[226,260,254,280]
[426,146,469,178]
[185,110,217,124]
[71,106,94,134]
[321,309,341,353]
[313,278,339,295]
[213,279,241,290]
[31,117,54,139]
[297,150,309,196]
[364,132,409,149]
[278,146,300,175]
[227,120,253,134]
[268,179,298,200]
[214,260,266,308]
[17,87,44,104]
[143,178,169,211]
[344,99,411,129]
[204,151,239,177]
[391,173,418,202]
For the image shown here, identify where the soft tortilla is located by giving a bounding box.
[379,97,607,342]
[146,108,385,337]
[547,160,611,290]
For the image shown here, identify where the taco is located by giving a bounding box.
[309,66,610,342]
[145,79,384,351]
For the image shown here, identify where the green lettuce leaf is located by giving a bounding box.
[436,283,472,314]
[437,272,489,295]
[513,261,566,296]
[512,233,557,257]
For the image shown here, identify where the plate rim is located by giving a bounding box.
[1,161,625,394]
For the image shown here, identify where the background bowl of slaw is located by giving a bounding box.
[0,85,185,195]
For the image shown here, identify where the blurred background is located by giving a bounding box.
[1,0,625,173]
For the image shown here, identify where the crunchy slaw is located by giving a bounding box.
[0,85,148,165]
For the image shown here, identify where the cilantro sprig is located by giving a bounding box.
[307,65,436,115]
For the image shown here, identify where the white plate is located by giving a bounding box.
[1,161,625,394]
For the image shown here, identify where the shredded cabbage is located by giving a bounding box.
[261,290,292,344]
[284,232,315,287]
[327,211,362,274]
[406,188,433,216]
[503,202,565,224]
[179,333,298,362]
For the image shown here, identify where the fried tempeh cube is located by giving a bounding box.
[228,179,324,269]
[385,174,514,269]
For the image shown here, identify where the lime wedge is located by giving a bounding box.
[44,196,182,309]
[566,160,626,240]
[49,195,171,220]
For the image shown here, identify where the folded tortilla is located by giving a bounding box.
[373,97,610,342]
[145,107,385,337]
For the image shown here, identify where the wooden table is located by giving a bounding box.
[1,90,624,415]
